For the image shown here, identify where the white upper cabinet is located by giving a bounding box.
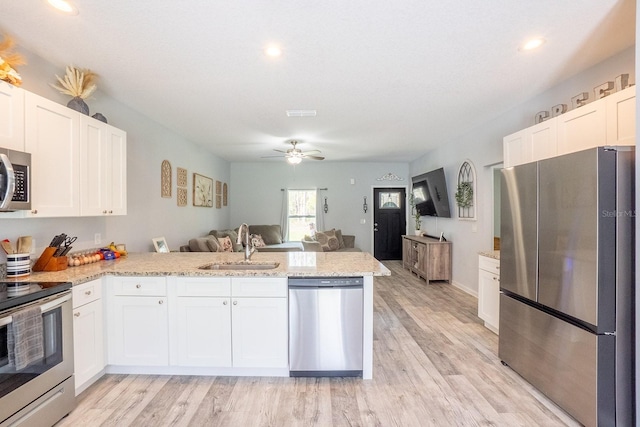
[80,117,127,216]
[505,86,635,168]
[606,85,635,146]
[24,91,80,217]
[556,100,606,155]
[0,82,24,151]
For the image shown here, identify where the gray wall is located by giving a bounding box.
[410,46,635,295]
[0,44,230,258]
[230,162,409,253]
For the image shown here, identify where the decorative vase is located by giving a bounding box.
[67,96,89,115]
[92,112,108,123]
[414,230,422,236]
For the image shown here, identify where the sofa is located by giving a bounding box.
[301,229,361,252]
[180,225,303,252]
[180,225,360,253]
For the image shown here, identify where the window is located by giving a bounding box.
[379,191,402,209]
[288,190,316,241]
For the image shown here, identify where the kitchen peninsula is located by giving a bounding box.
[13,252,389,393]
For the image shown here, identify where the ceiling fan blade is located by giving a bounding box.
[301,150,321,155]
[273,149,289,153]
[303,155,325,160]
[261,154,287,158]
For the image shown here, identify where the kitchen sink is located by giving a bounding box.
[198,261,280,270]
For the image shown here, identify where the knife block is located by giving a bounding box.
[32,247,68,272]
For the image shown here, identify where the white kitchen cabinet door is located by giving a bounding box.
[176,297,232,367]
[24,91,80,217]
[231,297,288,368]
[530,119,557,162]
[109,296,169,366]
[557,101,606,156]
[0,81,24,151]
[73,298,104,394]
[79,117,127,216]
[606,85,635,146]
[503,128,532,168]
[106,125,127,215]
[478,256,500,334]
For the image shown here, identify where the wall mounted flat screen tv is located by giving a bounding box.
[411,168,451,218]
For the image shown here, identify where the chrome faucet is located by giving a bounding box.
[237,223,256,261]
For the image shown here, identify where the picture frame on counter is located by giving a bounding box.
[152,236,169,253]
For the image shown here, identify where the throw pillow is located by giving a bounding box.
[333,229,346,249]
[219,236,234,252]
[251,234,266,248]
[205,235,222,252]
[314,231,340,251]
[213,230,242,251]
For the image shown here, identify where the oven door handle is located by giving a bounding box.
[0,292,71,326]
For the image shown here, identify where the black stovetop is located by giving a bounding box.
[0,281,72,312]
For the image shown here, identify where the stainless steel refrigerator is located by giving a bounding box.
[499,146,635,427]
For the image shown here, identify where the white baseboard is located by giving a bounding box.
[451,280,477,297]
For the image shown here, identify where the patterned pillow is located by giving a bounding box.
[219,236,234,252]
[251,234,266,248]
[314,231,340,251]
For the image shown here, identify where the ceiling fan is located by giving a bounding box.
[263,140,325,164]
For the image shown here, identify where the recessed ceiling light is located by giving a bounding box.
[265,45,282,57]
[519,37,545,51]
[286,110,317,117]
[46,0,78,15]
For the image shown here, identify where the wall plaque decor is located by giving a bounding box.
[177,187,187,206]
[193,173,213,207]
[456,160,476,220]
[223,183,228,206]
[216,180,222,194]
[161,160,171,198]
[177,167,187,187]
[376,172,404,181]
[216,195,222,209]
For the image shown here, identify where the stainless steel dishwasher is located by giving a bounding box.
[288,277,363,377]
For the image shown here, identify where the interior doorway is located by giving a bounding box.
[373,187,407,260]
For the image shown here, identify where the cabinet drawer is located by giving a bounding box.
[176,277,231,297]
[479,255,500,274]
[112,276,167,296]
[73,279,102,308]
[231,277,287,297]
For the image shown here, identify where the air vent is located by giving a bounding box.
[286,110,317,117]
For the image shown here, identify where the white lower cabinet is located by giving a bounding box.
[176,277,232,367]
[72,279,105,394]
[106,276,288,372]
[478,255,500,334]
[231,296,288,368]
[175,277,288,369]
[107,277,169,366]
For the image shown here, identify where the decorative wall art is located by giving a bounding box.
[456,160,476,220]
[193,173,213,207]
[215,180,222,209]
[161,160,171,198]
[177,167,187,187]
[376,172,404,181]
[223,183,228,206]
[177,187,187,207]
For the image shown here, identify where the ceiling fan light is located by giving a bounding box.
[287,156,302,165]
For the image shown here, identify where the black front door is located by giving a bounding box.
[373,187,406,260]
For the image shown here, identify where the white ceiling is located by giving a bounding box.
[0,0,635,162]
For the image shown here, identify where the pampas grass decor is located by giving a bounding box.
[51,65,97,99]
[0,34,25,86]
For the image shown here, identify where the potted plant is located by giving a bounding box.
[409,193,422,235]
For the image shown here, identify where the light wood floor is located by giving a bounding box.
[57,261,580,427]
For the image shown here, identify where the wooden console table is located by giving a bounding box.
[402,235,452,283]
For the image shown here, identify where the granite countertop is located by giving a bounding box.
[8,251,391,285]
[478,250,500,260]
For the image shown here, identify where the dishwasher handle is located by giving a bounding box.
[289,284,363,290]
[288,277,364,288]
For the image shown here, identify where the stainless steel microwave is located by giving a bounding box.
[0,147,31,211]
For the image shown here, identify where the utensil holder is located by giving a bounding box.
[32,247,68,272]
[6,253,32,277]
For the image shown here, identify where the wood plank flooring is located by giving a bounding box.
[57,261,580,426]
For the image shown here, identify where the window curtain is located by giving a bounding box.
[280,190,289,241]
[315,190,325,232]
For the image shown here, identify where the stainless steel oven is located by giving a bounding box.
[0,282,75,426]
